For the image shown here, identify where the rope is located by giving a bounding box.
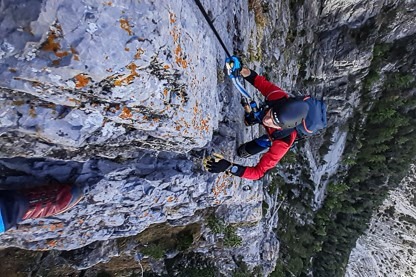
[193,0,255,105]
[138,259,143,277]
[193,0,232,58]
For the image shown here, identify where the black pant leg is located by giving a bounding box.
[237,136,271,158]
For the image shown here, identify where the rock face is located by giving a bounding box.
[346,165,416,277]
[1,0,415,275]
[0,0,272,275]
[0,0,219,155]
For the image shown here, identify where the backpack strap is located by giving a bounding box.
[270,128,295,141]
[264,97,289,109]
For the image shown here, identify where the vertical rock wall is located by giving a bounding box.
[1,0,415,275]
[0,0,271,275]
[1,0,219,155]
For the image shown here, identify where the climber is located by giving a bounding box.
[0,184,83,233]
[205,65,325,180]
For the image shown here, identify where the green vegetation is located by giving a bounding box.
[289,0,305,11]
[363,43,393,91]
[272,91,415,276]
[207,215,243,248]
[207,214,226,234]
[141,243,165,259]
[247,0,267,62]
[232,258,262,277]
[262,174,287,215]
[176,266,216,277]
[248,0,268,28]
[312,87,415,276]
[363,69,380,91]
[165,252,219,277]
[224,225,243,247]
[271,34,416,276]
[280,149,297,165]
[137,225,197,260]
[372,43,391,65]
[176,230,194,251]
[96,271,112,277]
[384,73,414,90]
[267,174,286,195]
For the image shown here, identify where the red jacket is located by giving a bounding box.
[241,74,297,180]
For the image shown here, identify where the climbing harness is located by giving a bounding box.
[241,96,263,126]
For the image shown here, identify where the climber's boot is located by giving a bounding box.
[21,184,84,220]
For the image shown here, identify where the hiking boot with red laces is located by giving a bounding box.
[22,184,83,220]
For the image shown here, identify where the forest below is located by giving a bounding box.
[271,35,416,276]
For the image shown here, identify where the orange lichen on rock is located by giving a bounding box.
[127,62,138,75]
[213,175,228,197]
[120,18,133,35]
[170,24,187,68]
[163,88,169,98]
[193,101,199,114]
[119,106,132,119]
[71,47,80,61]
[174,45,181,56]
[41,32,60,52]
[55,51,69,58]
[47,240,57,248]
[168,11,190,70]
[169,12,176,23]
[74,74,90,88]
[114,63,139,86]
[174,45,187,68]
[134,48,145,59]
[191,101,210,132]
[199,118,210,132]
[29,106,37,118]
[41,25,71,59]
[180,59,188,68]
[170,25,180,43]
[49,223,64,231]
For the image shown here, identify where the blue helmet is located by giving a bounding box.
[271,100,309,129]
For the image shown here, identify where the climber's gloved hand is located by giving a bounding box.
[205,157,232,173]
[203,153,245,177]
[240,97,249,108]
[225,56,242,78]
